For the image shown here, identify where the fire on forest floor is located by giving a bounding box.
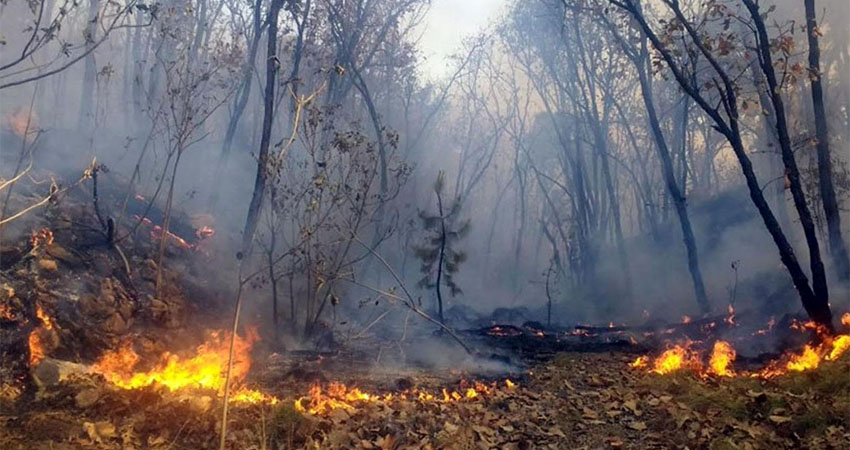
[1,349,847,449]
[628,312,850,379]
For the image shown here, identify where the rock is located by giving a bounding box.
[95,421,116,438]
[102,312,127,334]
[98,279,117,305]
[117,300,134,320]
[32,358,91,387]
[38,259,58,272]
[75,388,102,408]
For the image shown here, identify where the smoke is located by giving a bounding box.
[2,0,849,374]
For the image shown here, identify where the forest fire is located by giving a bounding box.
[294,379,518,416]
[27,305,54,366]
[89,327,274,404]
[631,313,850,379]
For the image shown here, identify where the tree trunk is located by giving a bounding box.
[744,0,830,312]
[618,0,833,328]
[435,189,446,325]
[635,47,709,314]
[78,0,100,131]
[242,0,283,256]
[208,0,264,213]
[805,0,850,281]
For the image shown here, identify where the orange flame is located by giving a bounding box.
[841,313,850,328]
[630,355,649,368]
[826,335,850,361]
[28,331,46,366]
[708,340,736,377]
[631,317,850,379]
[786,345,820,372]
[294,379,516,416]
[650,344,701,375]
[90,327,271,404]
[28,305,54,366]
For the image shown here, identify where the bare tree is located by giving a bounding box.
[804,0,850,281]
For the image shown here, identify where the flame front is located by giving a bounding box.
[28,304,54,366]
[294,379,516,416]
[630,316,850,379]
[91,327,272,403]
[708,341,736,377]
[650,344,701,375]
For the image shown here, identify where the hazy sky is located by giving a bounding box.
[417,0,507,80]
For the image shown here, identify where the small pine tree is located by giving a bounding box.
[413,171,470,325]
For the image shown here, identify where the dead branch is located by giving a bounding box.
[348,233,473,355]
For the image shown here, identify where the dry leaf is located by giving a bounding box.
[768,415,791,424]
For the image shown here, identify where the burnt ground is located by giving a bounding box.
[0,349,848,449]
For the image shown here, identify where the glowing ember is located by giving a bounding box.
[681,315,692,324]
[30,228,54,250]
[708,341,736,377]
[753,317,776,336]
[505,379,517,389]
[487,326,522,337]
[195,225,215,240]
[0,303,14,321]
[724,304,735,325]
[630,355,649,369]
[841,313,850,328]
[92,328,263,401]
[133,216,194,250]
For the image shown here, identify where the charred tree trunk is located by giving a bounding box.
[242,0,283,256]
[805,0,850,282]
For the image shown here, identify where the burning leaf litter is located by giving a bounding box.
[293,378,518,416]
[630,312,850,379]
[89,326,276,405]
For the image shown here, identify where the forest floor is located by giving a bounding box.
[1,349,847,449]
